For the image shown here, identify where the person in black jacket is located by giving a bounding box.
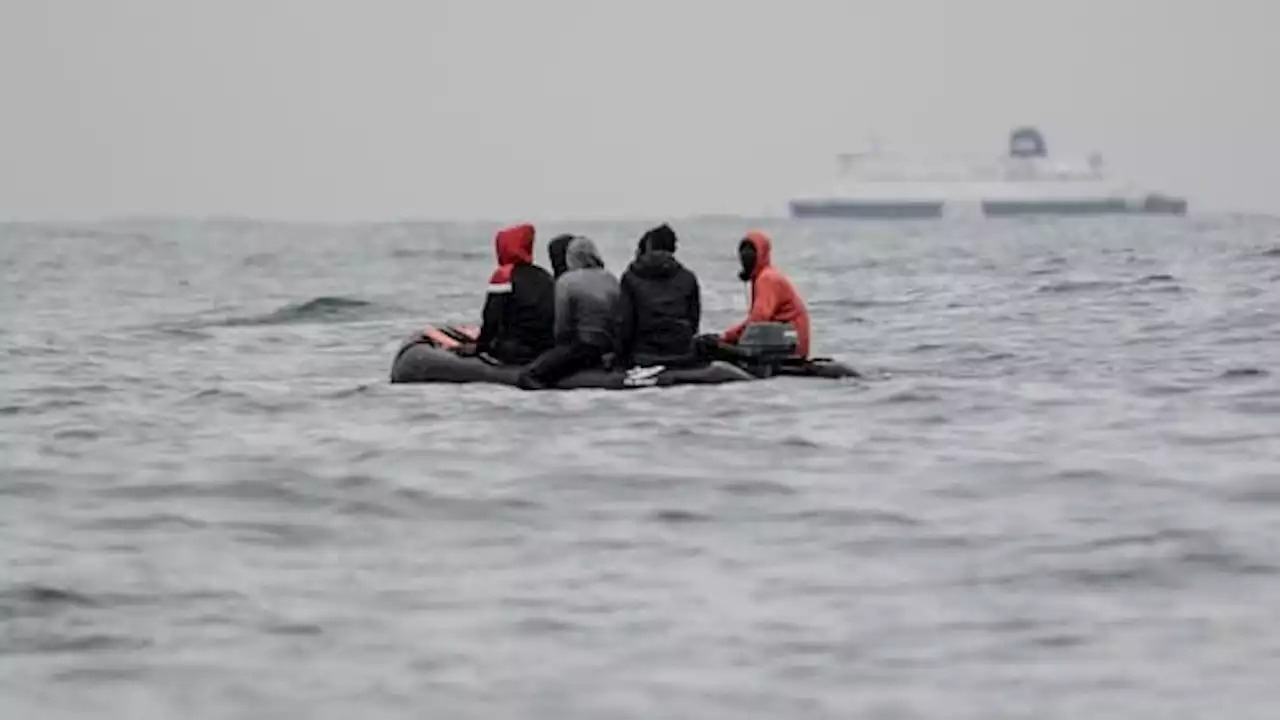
[457,223,556,364]
[547,233,575,278]
[616,223,702,368]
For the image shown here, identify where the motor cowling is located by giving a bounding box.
[736,322,799,374]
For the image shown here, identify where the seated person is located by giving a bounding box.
[518,236,620,389]
[699,229,811,362]
[547,233,575,278]
[456,223,555,364]
[616,223,703,368]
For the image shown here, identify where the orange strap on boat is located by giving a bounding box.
[419,324,459,349]
[436,326,473,344]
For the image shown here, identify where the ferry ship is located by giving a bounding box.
[789,127,1187,219]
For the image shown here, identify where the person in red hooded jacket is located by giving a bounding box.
[713,229,811,359]
[455,223,556,364]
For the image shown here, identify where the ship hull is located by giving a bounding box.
[787,200,945,219]
[790,193,1187,220]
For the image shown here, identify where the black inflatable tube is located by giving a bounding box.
[389,340,862,389]
[772,358,862,380]
[390,342,756,388]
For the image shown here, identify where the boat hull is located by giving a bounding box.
[388,324,863,389]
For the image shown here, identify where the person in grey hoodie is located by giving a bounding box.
[517,236,621,389]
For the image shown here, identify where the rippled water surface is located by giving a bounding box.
[3,215,1280,718]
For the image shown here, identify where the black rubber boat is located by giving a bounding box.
[389,323,860,389]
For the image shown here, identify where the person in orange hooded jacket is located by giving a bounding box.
[717,230,811,358]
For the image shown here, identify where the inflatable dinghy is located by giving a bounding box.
[389,323,860,388]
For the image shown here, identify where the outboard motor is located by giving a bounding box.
[735,322,799,377]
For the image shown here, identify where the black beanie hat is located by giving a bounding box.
[639,223,678,253]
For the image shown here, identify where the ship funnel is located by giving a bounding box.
[1009,126,1047,158]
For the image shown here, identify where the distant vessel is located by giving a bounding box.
[789,127,1187,219]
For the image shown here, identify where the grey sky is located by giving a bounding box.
[2,0,1275,221]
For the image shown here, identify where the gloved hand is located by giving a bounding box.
[453,343,479,357]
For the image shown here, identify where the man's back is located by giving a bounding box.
[618,250,700,363]
[476,224,556,363]
[502,263,556,353]
[555,237,621,350]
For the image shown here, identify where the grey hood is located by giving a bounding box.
[566,236,606,270]
[552,235,620,349]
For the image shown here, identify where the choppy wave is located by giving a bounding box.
[213,296,394,327]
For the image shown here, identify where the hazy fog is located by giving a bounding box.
[2,0,1275,221]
